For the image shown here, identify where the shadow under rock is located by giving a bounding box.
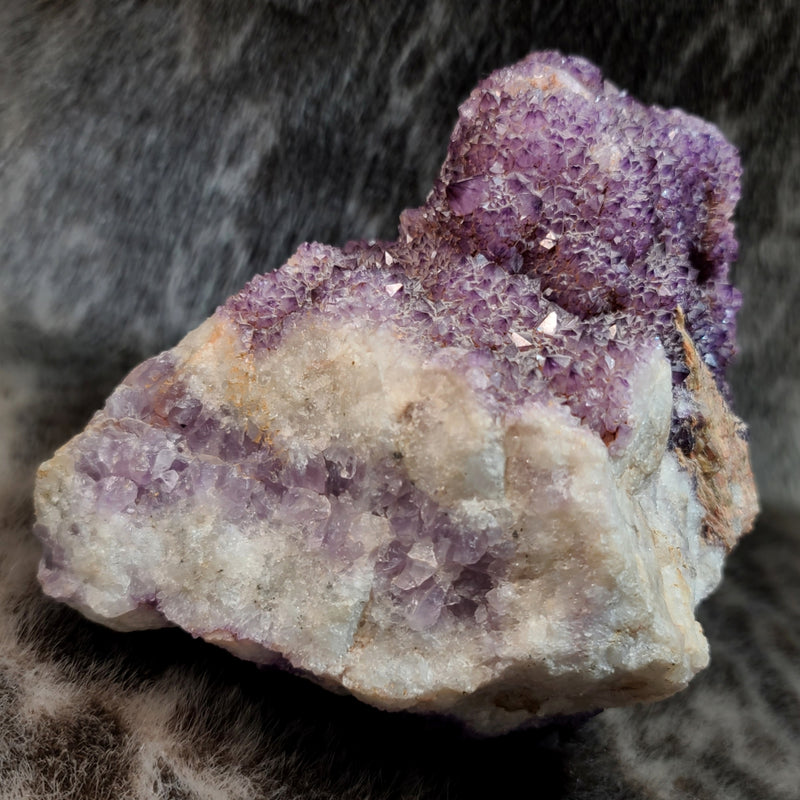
[559,509,800,800]
[14,586,577,799]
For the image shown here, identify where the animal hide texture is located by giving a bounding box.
[1,1,798,798]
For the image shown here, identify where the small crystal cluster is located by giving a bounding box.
[34,52,757,734]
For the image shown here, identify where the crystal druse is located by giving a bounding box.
[34,52,758,735]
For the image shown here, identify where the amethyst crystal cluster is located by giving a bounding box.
[34,52,757,734]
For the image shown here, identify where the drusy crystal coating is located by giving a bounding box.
[34,52,757,735]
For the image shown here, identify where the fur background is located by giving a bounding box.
[1,1,798,797]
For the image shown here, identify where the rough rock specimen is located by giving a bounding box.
[34,52,758,735]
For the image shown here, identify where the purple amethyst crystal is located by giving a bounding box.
[34,52,757,735]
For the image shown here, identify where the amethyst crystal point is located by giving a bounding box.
[34,52,757,735]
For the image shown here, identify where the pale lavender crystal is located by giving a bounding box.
[34,52,757,734]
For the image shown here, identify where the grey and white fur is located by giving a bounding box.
[1,1,798,797]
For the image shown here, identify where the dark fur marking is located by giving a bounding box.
[28,703,133,799]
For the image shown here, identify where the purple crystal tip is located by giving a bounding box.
[434,51,742,385]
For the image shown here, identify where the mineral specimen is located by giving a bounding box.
[34,52,758,735]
